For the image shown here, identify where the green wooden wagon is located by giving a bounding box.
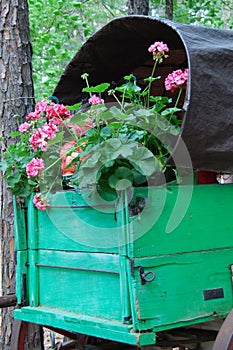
[11,16,233,350]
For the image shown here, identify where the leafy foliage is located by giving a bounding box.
[67,63,184,196]
[150,0,232,29]
[29,0,232,101]
[1,38,186,206]
[28,0,127,101]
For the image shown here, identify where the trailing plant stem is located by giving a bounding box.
[147,58,159,107]
[175,87,183,108]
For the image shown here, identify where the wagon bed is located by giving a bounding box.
[12,15,233,350]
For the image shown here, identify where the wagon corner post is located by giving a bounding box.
[0,0,38,349]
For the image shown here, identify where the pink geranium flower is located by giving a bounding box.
[148,41,169,60]
[42,122,58,140]
[53,103,71,120]
[46,102,71,122]
[45,104,58,119]
[33,193,49,210]
[26,111,41,121]
[35,100,49,115]
[183,68,189,81]
[26,158,44,178]
[165,68,189,93]
[29,128,48,152]
[19,122,31,132]
[35,100,71,123]
[89,94,104,105]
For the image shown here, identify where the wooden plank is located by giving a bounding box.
[129,248,233,331]
[14,306,156,346]
[129,185,233,258]
[28,250,39,307]
[36,190,120,253]
[27,195,38,249]
[37,249,120,273]
[30,250,122,320]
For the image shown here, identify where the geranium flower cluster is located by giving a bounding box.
[88,94,104,105]
[18,100,72,210]
[33,193,50,211]
[165,68,189,93]
[26,158,44,178]
[2,40,189,211]
[26,100,71,152]
[27,100,70,123]
[16,99,95,210]
[20,100,71,156]
[148,41,169,61]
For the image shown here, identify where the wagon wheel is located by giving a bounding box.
[10,320,44,350]
[10,320,80,350]
[213,309,233,350]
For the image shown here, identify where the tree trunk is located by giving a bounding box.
[165,0,173,20]
[0,0,42,349]
[127,0,149,15]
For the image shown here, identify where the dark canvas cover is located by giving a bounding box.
[53,16,233,172]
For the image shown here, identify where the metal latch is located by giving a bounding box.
[139,267,155,285]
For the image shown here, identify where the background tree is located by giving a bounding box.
[127,0,149,14]
[0,0,42,349]
[165,0,173,19]
[150,0,232,27]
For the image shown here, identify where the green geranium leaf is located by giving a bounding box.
[28,178,38,186]
[67,112,91,125]
[105,138,122,151]
[81,151,101,168]
[108,166,134,190]
[161,107,181,116]
[132,169,147,184]
[118,143,135,158]
[100,126,112,138]
[115,166,134,180]
[7,171,22,186]
[150,96,170,104]
[85,128,98,138]
[101,110,115,121]
[66,102,82,111]
[83,83,110,93]
[18,185,32,198]
[130,147,159,176]
[48,131,65,145]
[108,106,128,120]
[124,74,136,81]
[144,76,161,82]
[115,179,132,191]
[77,165,99,187]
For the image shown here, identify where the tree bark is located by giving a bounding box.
[165,0,173,20]
[0,0,40,349]
[127,0,149,15]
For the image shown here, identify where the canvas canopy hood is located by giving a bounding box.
[53,16,233,173]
